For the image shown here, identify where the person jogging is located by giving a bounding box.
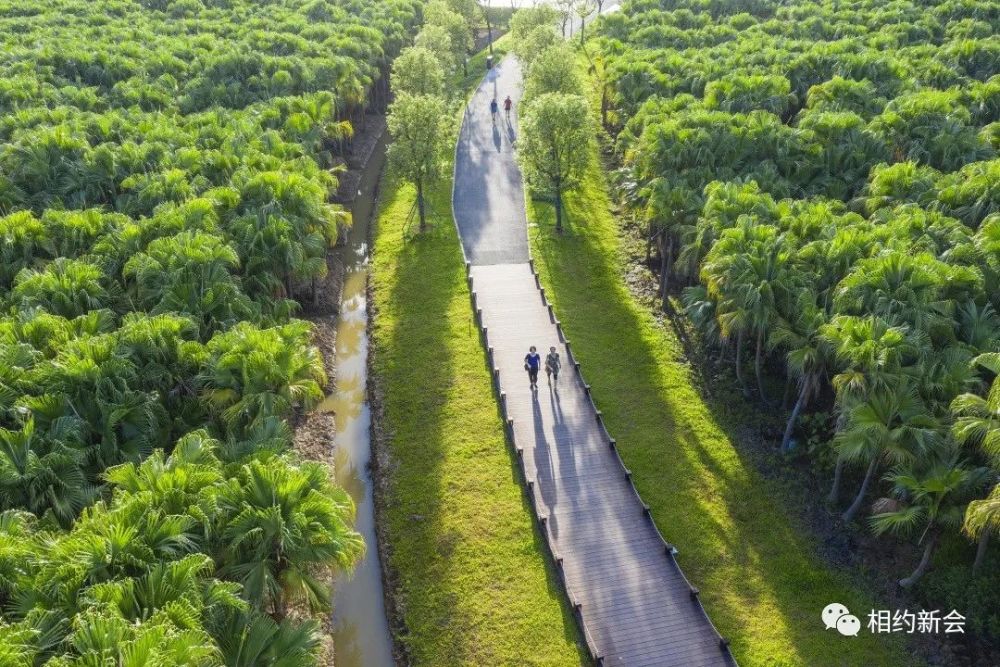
[503,95,512,119]
[524,346,541,390]
[490,98,499,122]
[545,346,561,385]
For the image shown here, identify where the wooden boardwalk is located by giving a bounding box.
[452,57,736,666]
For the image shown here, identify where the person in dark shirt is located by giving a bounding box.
[490,98,498,122]
[524,346,541,390]
[545,346,561,386]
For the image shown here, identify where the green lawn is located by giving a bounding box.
[524,104,911,666]
[368,38,584,666]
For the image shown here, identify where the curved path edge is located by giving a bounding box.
[452,55,737,667]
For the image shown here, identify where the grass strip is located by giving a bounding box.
[368,39,586,666]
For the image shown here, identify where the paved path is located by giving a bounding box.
[452,57,736,666]
[453,58,530,265]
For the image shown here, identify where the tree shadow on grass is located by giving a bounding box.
[524,162,909,666]
[372,171,586,665]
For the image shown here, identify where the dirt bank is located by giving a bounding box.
[366,278,411,667]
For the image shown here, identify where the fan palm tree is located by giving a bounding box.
[833,251,960,342]
[645,177,699,306]
[198,321,325,436]
[703,220,801,402]
[872,453,988,587]
[234,171,340,298]
[0,510,36,609]
[953,353,1000,462]
[284,92,353,168]
[836,382,939,523]
[123,230,255,334]
[218,457,363,618]
[56,606,222,666]
[956,301,1000,352]
[42,209,115,259]
[114,312,203,415]
[821,315,917,404]
[212,609,322,667]
[0,417,93,528]
[975,234,1000,314]
[964,483,1000,571]
[681,285,721,350]
[918,345,978,409]
[105,431,224,522]
[771,307,833,453]
[12,258,112,319]
[714,298,752,396]
[951,352,1000,572]
[735,237,802,404]
[0,211,54,288]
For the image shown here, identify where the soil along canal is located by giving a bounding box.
[325,123,394,667]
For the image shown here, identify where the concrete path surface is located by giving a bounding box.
[453,58,529,265]
[452,56,736,666]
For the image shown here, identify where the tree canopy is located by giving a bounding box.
[387,94,451,232]
[594,0,1000,624]
[518,93,593,232]
[0,0,420,660]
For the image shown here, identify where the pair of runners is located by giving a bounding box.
[524,346,561,391]
[490,95,513,122]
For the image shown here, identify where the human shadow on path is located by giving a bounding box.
[532,390,559,537]
[547,384,577,540]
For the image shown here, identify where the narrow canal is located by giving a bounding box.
[324,124,394,667]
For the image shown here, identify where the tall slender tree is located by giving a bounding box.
[517,93,592,232]
[387,94,450,233]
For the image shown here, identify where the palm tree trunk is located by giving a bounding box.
[843,456,879,523]
[973,530,990,575]
[734,330,749,396]
[781,383,807,453]
[781,375,794,409]
[900,531,939,588]
[659,244,669,303]
[754,328,770,404]
[828,455,844,503]
[659,235,672,312]
[272,588,287,622]
[666,237,674,286]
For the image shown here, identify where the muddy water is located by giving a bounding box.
[325,126,394,667]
